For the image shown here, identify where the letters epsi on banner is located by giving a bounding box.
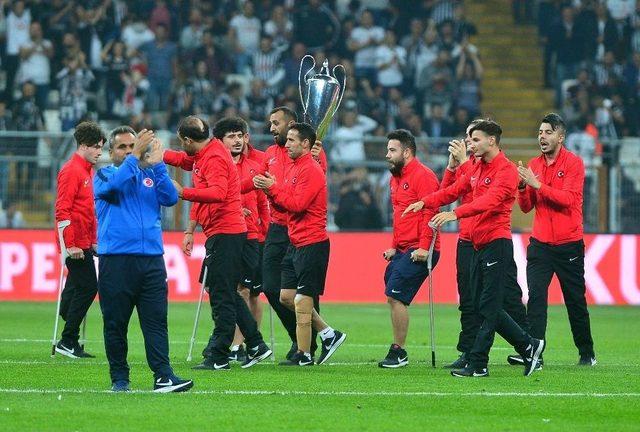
[0,230,638,304]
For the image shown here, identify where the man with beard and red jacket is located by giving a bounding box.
[53,121,105,359]
[508,113,596,368]
[253,106,327,360]
[377,129,440,368]
[406,120,544,378]
[163,116,271,371]
[254,122,346,366]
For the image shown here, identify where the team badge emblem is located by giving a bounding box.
[558,171,564,178]
[402,183,409,190]
[143,178,154,187]
[484,177,491,185]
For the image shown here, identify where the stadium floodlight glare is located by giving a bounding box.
[187,266,207,362]
[427,222,438,368]
[51,220,71,357]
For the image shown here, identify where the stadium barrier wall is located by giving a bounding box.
[0,230,638,305]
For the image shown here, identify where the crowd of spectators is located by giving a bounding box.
[0,0,484,229]
[536,0,640,139]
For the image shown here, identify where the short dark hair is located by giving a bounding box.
[469,120,502,144]
[289,122,316,147]
[74,121,106,147]
[212,117,247,139]
[108,125,136,149]
[270,106,298,122]
[386,129,416,155]
[177,115,210,141]
[541,112,566,135]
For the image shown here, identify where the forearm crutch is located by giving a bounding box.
[51,220,70,357]
[187,266,208,362]
[427,223,438,368]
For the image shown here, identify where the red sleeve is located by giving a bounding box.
[257,190,270,237]
[189,202,199,221]
[241,176,256,193]
[537,158,584,207]
[163,149,194,171]
[313,149,328,173]
[421,173,472,208]
[270,165,324,214]
[182,154,230,203]
[454,166,518,219]
[54,166,79,248]
[517,186,536,213]
[416,172,441,250]
[440,167,457,189]
[458,159,474,176]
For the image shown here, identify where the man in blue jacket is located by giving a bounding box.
[94,126,193,393]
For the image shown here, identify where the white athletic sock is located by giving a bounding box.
[319,327,335,341]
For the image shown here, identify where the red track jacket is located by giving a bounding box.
[54,153,97,250]
[518,146,584,244]
[440,158,476,242]
[236,155,269,241]
[268,153,328,247]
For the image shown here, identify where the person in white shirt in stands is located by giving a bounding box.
[4,0,31,101]
[375,30,406,92]
[0,202,26,229]
[329,102,378,162]
[229,1,262,73]
[348,9,385,85]
[17,22,53,112]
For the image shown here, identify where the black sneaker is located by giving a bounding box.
[286,342,298,361]
[508,354,543,370]
[153,375,194,393]
[378,344,408,368]
[111,380,130,392]
[451,366,488,377]
[578,355,597,366]
[317,330,347,365]
[192,358,230,371]
[279,351,314,366]
[523,339,545,376]
[443,352,468,369]
[55,341,87,359]
[228,345,247,363]
[241,342,272,369]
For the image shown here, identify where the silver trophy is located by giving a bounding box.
[298,55,346,140]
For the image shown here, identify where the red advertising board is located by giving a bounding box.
[0,230,638,304]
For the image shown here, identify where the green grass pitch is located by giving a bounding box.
[0,302,638,431]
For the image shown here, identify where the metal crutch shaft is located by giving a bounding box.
[187,266,208,362]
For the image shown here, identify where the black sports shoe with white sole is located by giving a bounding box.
[444,352,468,369]
[317,330,347,365]
[279,351,314,366]
[153,375,193,393]
[507,354,543,370]
[451,366,488,377]
[378,344,408,368]
[578,355,597,366]
[241,342,272,368]
[55,341,95,359]
[523,339,545,376]
[192,358,231,371]
[228,345,247,363]
[285,342,298,361]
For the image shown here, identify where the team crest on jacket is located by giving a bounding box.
[83,178,89,187]
[143,177,154,187]
[194,168,200,175]
[292,177,297,184]
[402,182,409,190]
[484,177,491,185]
[558,171,564,178]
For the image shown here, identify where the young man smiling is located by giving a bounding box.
[405,120,544,377]
[254,122,346,366]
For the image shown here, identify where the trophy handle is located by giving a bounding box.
[332,64,347,117]
[298,54,316,113]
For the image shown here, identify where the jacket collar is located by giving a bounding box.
[72,152,93,172]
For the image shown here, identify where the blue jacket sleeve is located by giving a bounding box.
[94,156,140,199]
[151,162,178,207]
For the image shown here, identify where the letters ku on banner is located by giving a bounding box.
[0,230,639,305]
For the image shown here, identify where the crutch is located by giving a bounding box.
[426,222,439,368]
[80,315,87,350]
[187,266,208,362]
[51,220,71,357]
[267,303,276,361]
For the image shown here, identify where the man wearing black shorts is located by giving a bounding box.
[254,122,345,366]
[378,129,441,368]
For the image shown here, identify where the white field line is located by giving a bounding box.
[0,339,515,351]
[0,359,634,367]
[0,388,638,398]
